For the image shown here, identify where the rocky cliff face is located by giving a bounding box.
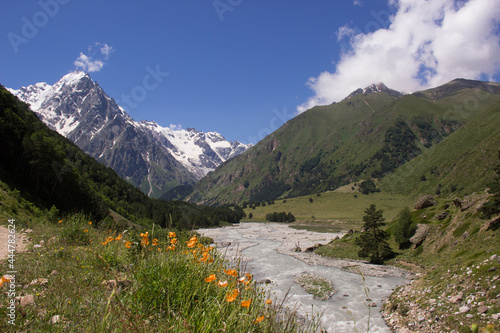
[8,71,251,197]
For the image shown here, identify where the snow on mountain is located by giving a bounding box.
[344,82,403,100]
[8,71,251,196]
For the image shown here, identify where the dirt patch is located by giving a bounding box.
[0,225,28,261]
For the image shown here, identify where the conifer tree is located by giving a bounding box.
[355,204,394,264]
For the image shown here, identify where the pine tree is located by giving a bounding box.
[355,204,394,264]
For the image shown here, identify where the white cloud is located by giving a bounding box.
[298,0,500,113]
[74,42,114,73]
[97,42,115,60]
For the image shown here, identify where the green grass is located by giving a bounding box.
[244,191,413,224]
[0,212,322,332]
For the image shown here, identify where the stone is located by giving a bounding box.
[30,278,48,286]
[415,195,437,210]
[459,306,470,313]
[435,212,448,220]
[410,224,430,246]
[466,314,474,318]
[19,295,35,307]
[490,254,498,262]
[50,315,61,324]
[450,295,463,303]
[492,313,500,320]
[478,306,489,314]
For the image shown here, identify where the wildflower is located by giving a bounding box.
[205,274,217,283]
[84,229,88,232]
[170,238,178,245]
[199,252,210,262]
[88,222,92,225]
[238,276,246,283]
[140,232,149,246]
[254,315,264,323]
[186,235,197,248]
[125,241,132,248]
[218,280,228,287]
[224,269,238,277]
[241,298,252,308]
[58,220,63,223]
[115,234,122,241]
[226,288,239,302]
[265,298,272,305]
[168,231,176,238]
[152,238,159,246]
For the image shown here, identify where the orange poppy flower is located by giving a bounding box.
[205,274,217,283]
[226,288,239,302]
[241,298,252,308]
[84,229,88,233]
[115,234,122,241]
[218,280,228,287]
[152,238,159,246]
[58,220,63,223]
[254,315,264,323]
[265,298,272,305]
[224,269,238,277]
[170,238,178,245]
[168,231,176,238]
[186,235,197,248]
[125,241,132,248]
[88,222,92,225]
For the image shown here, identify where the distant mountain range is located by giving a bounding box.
[8,71,251,197]
[185,79,500,205]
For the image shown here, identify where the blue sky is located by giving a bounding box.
[2,0,500,144]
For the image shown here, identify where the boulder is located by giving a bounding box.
[410,224,430,246]
[415,195,437,210]
[435,212,448,220]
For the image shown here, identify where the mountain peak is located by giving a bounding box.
[344,82,403,100]
[60,70,88,84]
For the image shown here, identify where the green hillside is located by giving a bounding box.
[0,86,244,229]
[187,79,500,205]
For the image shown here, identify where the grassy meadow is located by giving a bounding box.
[244,189,414,226]
[0,212,322,332]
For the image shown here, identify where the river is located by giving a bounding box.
[198,222,411,333]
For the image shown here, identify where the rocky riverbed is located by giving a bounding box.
[198,222,413,333]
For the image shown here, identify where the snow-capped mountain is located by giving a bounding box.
[8,71,251,197]
[344,82,403,100]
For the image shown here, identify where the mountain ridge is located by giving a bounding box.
[185,78,500,205]
[8,71,251,197]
